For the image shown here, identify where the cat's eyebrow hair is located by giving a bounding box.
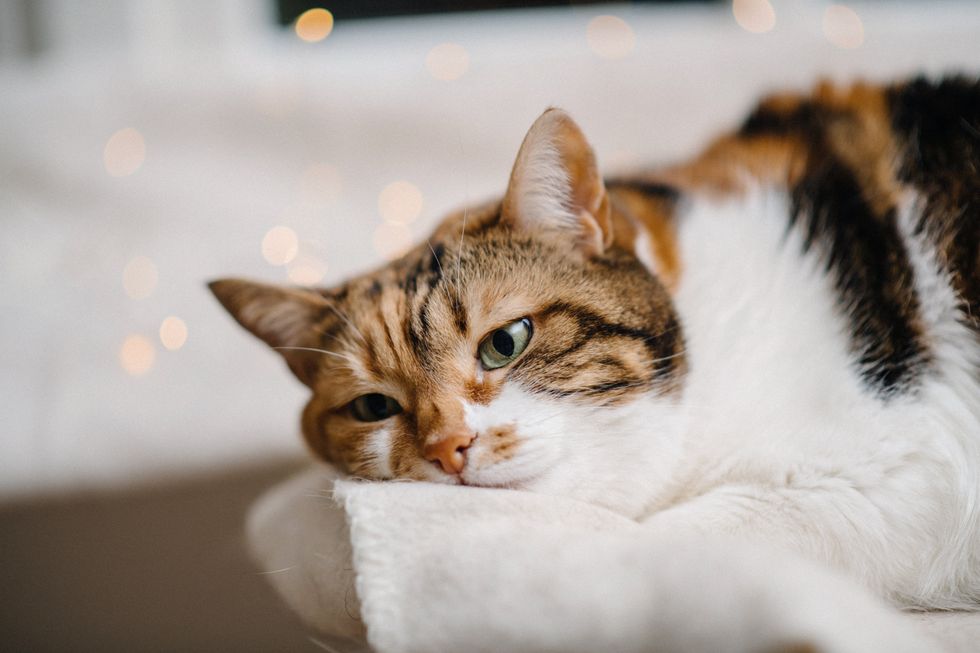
[447,291,468,335]
[533,300,683,379]
[398,244,451,362]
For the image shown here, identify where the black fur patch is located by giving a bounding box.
[887,76,980,332]
[606,178,681,204]
[741,93,930,394]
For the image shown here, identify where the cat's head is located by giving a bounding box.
[211,109,686,514]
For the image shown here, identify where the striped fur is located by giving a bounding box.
[212,77,980,609]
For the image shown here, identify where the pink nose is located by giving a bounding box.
[423,433,475,474]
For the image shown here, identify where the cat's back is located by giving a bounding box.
[654,77,980,606]
[657,76,979,434]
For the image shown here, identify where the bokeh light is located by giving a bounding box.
[122,256,158,299]
[300,163,343,206]
[426,43,470,81]
[378,181,423,225]
[262,226,299,266]
[732,0,776,34]
[823,5,864,49]
[295,8,334,43]
[373,223,413,261]
[120,335,155,376]
[288,255,328,285]
[586,15,635,60]
[159,316,188,351]
[104,128,146,177]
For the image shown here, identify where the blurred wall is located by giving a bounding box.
[0,0,272,62]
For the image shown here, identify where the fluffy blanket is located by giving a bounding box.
[249,466,980,653]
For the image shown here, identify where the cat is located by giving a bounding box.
[211,76,980,611]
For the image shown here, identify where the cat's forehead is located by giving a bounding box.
[311,225,580,392]
[332,233,546,349]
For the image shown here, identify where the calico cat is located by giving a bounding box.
[211,77,980,610]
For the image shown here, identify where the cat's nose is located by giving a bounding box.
[423,432,475,475]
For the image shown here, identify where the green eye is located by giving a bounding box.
[351,393,402,422]
[478,318,532,370]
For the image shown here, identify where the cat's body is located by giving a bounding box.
[212,77,980,611]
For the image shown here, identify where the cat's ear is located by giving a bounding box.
[209,278,329,386]
[501,108,612,258]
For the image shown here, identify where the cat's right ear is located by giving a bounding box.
[501,108,612,259]
[208,278,330,386]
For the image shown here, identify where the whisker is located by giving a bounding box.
[315,328,353,350]
[324,303,368,345]
[648,349,688,366]
[427,239,445,277]
[274,346,361,368]
[456,205,468,286]
[308,636,345,653]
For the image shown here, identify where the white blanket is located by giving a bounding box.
[248,466,980,653]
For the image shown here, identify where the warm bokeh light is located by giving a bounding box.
[426,43,470,81]
[295,8,334,43]
[262,226,299,266]
[373,223,413,261]
[288,255,328,285]
[378,181,423,225]
[104,128,146,177]
[823,4,864,49]
[732,0,776,34]
[159,316,188,351]
[122,256,158,300]
[301,163,343,206]
[586,15,635,60]
[120,335,155,376]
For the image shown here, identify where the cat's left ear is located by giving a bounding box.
[501,108,612,258]
[208,278,331,387]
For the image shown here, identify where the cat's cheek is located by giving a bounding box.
[363,424,394,478]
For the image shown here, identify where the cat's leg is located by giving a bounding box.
[640,482,949,608]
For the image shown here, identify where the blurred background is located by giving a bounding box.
[1,1,978,650]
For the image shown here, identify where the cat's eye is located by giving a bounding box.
[478,318,532,370]
[351,393,402,422]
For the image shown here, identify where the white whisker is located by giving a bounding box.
[427,239,445,278]
[324,303,368,345]
[308,636,345,653]
[274,346,361,368]
[456,205,468,286]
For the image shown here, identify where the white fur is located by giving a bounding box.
[367,425,394,479]
[632,225,660,278]
[648,189,980,608]
[462,384,685,517]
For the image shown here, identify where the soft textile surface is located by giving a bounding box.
[250,466,980,653]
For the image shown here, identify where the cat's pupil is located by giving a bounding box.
[492,330,515,357]
[366,393,390,418]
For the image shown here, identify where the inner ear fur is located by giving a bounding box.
[501,108,613,258]
[208,278,331,387]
